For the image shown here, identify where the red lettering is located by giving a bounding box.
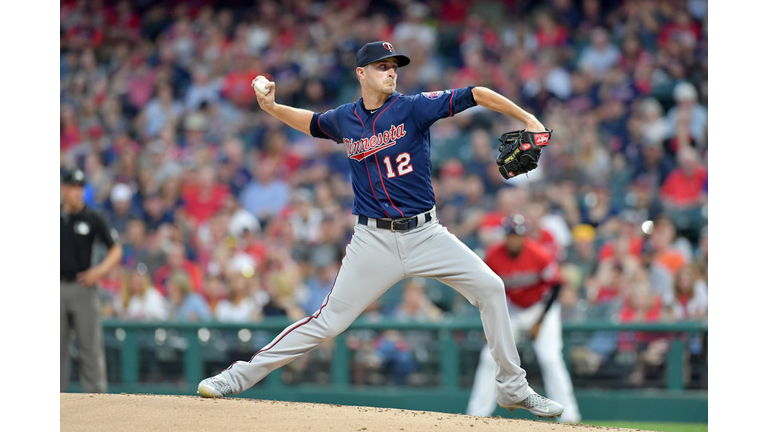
[345,123,407,161]
[396,124,405,139]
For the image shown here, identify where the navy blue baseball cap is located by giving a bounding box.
[62,168,86,186]
[356,41,411,68]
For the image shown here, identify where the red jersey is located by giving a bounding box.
[660,166,707,207]
[485,238,561,308]
[181,183,231,226]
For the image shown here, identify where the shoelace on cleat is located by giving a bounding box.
[525,394,548,409]
[208,377,231,392]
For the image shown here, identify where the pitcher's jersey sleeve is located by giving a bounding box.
[310,108,344,143]
[411,86,477,131]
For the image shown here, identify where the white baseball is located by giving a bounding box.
[252,77,270,95]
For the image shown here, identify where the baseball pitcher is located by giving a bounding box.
[198,41,564,419]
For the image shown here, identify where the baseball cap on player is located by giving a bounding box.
[503,214,528,236]
[356,41,411,68]
[62,169,86,186]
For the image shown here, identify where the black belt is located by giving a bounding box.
[358,212,432,232]
[61,275,77,282]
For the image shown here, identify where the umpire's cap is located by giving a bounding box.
[62,168,86,186]
[356,41,411,68]
[504,214,528,236]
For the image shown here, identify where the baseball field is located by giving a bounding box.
[61,393,639,431]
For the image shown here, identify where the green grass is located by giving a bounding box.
[587,421,707,432]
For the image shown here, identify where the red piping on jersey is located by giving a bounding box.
[371,94,405,218]
[449,89,455,117]
[225,248,347,370]
[374,153,405,217]
[317,113,333,139]
[365,154,390,218]
[371,94,402,134]
[354,105,391,218]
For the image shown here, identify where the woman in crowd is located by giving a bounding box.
[113,264,169,321]
[167,270,212,322]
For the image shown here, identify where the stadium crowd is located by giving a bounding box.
[60,0,707,347]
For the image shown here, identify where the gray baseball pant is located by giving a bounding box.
[222,213,532,405]
[61,280,107,393]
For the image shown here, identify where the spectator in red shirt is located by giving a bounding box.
[657,9,701,51]
[64,12,105,49]
[598,212,644,263]
[457,14,500,55]
[182,164,231,227]
[107,1,142,43]
[586,261,626,314]
[660,146,706,208]
[535,10,569,48]
[153,242,204,296]
[221,56,263,108]
[659,146,707,236]
[618,280,664,324]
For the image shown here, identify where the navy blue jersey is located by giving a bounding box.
[310,87,476,218]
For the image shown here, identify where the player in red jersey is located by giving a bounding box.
[467,215,581,423]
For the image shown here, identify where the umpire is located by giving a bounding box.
[61,169,122,393]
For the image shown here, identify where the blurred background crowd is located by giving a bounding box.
[61,0,707,387]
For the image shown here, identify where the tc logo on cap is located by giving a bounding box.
[356,41,411,68]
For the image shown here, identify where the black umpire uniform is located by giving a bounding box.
[61,169,122,393]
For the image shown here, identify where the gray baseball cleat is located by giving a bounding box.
[502,391,564,419]
[197,374,233,398]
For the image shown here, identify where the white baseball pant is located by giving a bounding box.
[221,209,533,406]
[466,301,581,422]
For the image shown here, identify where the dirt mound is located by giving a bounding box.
[61,393,636,431]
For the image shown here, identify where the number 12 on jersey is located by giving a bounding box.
[382,152,414,178]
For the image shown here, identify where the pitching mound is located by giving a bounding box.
[61,393,633,431]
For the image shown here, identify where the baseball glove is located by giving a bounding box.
[496,128,553,179]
